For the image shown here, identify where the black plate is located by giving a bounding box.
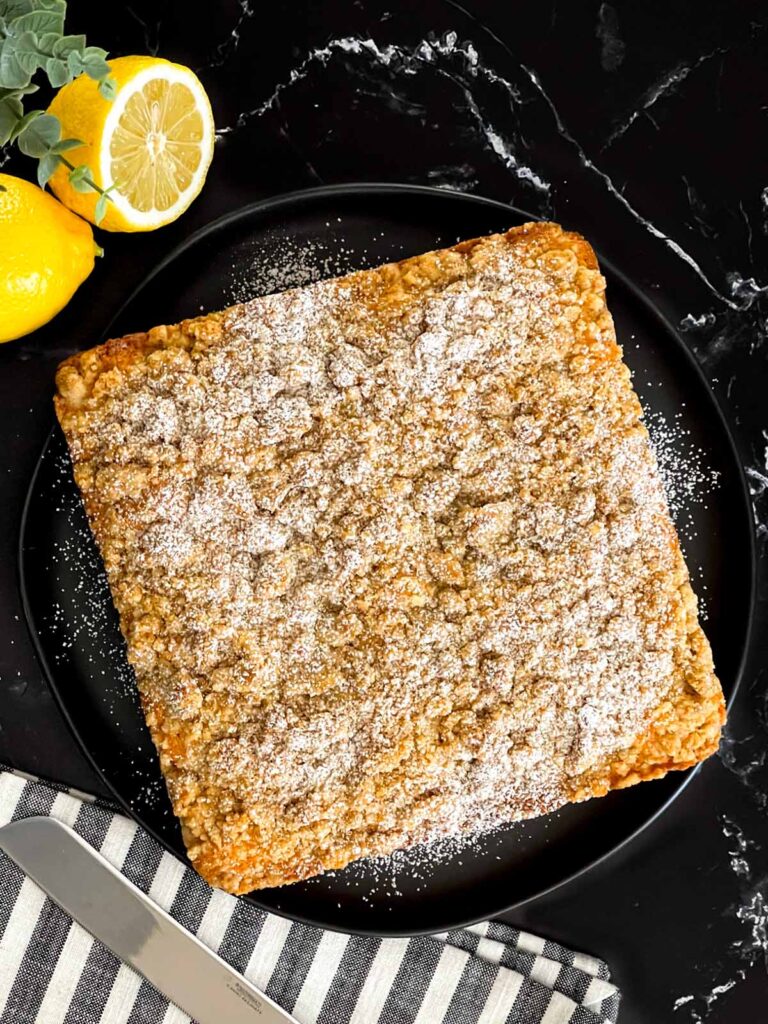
[19,184,755,936]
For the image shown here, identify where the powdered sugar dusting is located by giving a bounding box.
[646,408,720,531]
[226,228,400,306]
[42,447,136,700]
[53,224,720,893]
[645,407,720,618]
[33,445,168,812]
[228,236,338,303]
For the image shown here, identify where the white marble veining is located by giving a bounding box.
[602,49,725,151]
[211,23,767,318]
[203,0,255,70]
[216,33,552,203]
[673,978,744,1022]
[672,815,765,1019]
[522,64,767,311]
[723,816,768,973]
[745,431,768,542]
[425,163,478,192]
[125,4,161,57]
[680,313,718,331]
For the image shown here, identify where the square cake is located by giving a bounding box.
[55,223,724,894]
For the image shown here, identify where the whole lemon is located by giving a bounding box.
[0,174,97,343]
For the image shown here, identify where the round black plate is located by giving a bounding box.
[19,184,755,936]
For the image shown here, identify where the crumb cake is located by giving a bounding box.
[54,223,725,894]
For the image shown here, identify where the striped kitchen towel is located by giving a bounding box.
[0,769,620,1023]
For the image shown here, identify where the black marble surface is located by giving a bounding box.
[0,2,766,1021]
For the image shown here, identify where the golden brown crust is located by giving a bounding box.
[571,597,724,799]
[55,222,723,894]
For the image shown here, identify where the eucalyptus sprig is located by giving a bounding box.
[0,0,116,221]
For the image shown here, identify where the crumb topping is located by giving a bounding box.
[54,223,721,893]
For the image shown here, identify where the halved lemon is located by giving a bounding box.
[48,56,215,232]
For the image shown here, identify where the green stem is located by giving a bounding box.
[58,155,111,199]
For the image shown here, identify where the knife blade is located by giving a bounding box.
[0,816,299,1024]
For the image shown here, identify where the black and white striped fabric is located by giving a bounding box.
[0,769,620,1024]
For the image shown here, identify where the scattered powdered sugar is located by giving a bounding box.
[644,407,720,618]
[225,226,405,306]
[31,444,172,815]
[228,236,338,303]
[308,813,560,899]
[41,446,137,704]
[52,225,721,897]
[645,408,720,530]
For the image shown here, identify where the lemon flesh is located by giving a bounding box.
[48,57,215,232]
[0,174,96,343]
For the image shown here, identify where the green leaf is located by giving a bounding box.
[11,30,45,74]
[0,38,32,88]
[36,150,59,187]
[8,8,65,38]
[98,74,115,100]
[37,31,61,53]
[66,49,112,83]
[52,33,84,57]
[0,0,116,189]
[8,104,41,140]
[65,48,82,75]
[0,89,22,114]
[0,81,37,98]
[1,2,34,22]
[67,162,93,192]
[45,55,68,86]
[0,92,22,145]
[82,44,109,62]
[80,46,110,82]
[94,191,109,224]
[52,136,82,153]
[17,110,59,156]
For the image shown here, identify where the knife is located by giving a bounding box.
[0,816,299,1024]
